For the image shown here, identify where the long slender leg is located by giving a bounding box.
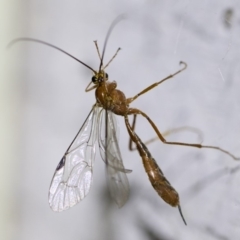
[128,114,203,151]
[127,108,240,160]
[103,48,121,70]
[128,114,137,151]
[127,62,187,104]
[124,115,187,225]
[94,40,121,70]
[85,82,97,92]
[94,41,102,60]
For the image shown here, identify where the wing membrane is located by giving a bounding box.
[98,109,131,208]
[49,107,98,212]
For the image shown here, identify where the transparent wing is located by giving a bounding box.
[98,109,131,208]
[49,107,99,212]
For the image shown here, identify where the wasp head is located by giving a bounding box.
[91,71,108,84]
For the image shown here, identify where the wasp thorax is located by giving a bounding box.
[91,71,108,84]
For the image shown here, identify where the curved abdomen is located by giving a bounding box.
[134,134,179,207]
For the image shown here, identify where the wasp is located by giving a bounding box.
[9,16,239,225]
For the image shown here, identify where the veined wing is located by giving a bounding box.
[49,106,99,212]
[98,109,131,208]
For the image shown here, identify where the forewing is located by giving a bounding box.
[98,109,131,208]
[49,107,98,212]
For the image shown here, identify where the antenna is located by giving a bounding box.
[8,38,96,73]
[98,14,127,72]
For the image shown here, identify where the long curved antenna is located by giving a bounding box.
[8,38,96,73]
[99,14,127,72]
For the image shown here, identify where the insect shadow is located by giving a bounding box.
[8,15,240,225]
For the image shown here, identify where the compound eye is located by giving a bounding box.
[105,73,108,79]
[92,76,97,83]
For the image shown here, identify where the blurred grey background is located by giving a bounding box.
[2,0,240,240]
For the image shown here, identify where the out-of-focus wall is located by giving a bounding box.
[0,1,26,240]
